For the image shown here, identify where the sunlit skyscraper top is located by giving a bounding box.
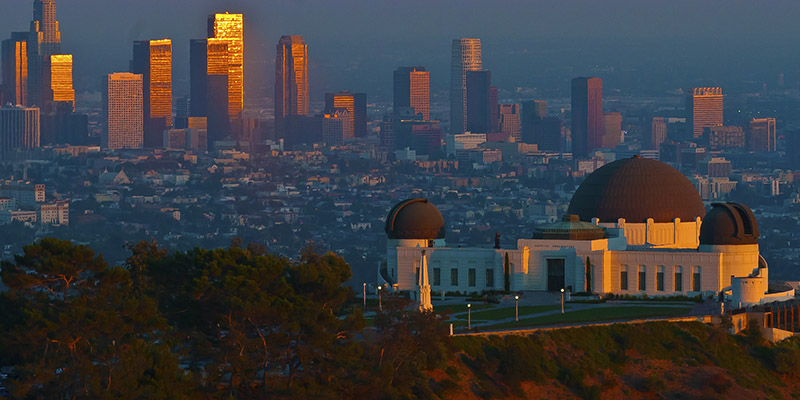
[450,38,482,134]
[207,12,243,120]
[31,0,60,56]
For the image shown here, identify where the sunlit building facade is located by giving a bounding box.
[28,0,62,108]
[393,66,430,120]
[324,91,366,139]
[499,104,521,142]
[133,39,172,148]
[207,13,243,120]
[2,32,29,106]
[687,87,723,139]
[44,54,73,106]
[602,111,622,148]
[103,73,143,150]
[450,38,482,134]
[275,35,309,137]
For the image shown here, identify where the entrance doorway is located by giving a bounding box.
[547,258,565,292]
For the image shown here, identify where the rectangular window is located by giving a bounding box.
[433,268,441,286]
[450,268,459,286]
[674,266,683,292]
[692,266,701,292]
[620,265,628,291]
[468,268,476,287]
[415,266,420,285]
[638,265,646,291]
[657,266,665,292]
[486,269,494,287]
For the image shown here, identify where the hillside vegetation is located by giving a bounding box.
[438,322,800,399]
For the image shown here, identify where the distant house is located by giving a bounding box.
[99,169,131,186]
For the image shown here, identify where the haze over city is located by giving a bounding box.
[3,0,800,398]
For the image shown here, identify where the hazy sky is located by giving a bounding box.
[2,0,800,99]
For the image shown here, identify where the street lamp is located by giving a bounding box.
[363,283,366,311]
[378,285,382,312]
[515,295,519,321]
[467,303,472,330]
[560,288,565,314]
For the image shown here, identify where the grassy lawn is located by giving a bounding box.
[484,306,692,330]
[455,305,561,321]
[434,303,494,315]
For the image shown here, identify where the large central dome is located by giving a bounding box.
[568,156,706,223]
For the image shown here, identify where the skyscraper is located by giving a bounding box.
[450,38,482,134]
[499,104,521,142]
[749,118,776,152]
[103,73,143,150]
[0,104,39,159]
[132,39,172,148]
[650,117,668,150]
[43,54,73,105]
[275,35,309,136]
[208,13,243,120]
[521,100,546,144]
[687,87,723,138]
[190,38,230,144]
[322,110,351,145]
[602,112,622,148]
[393,66,430,120]
[571,77,603,158]
[28,0,62,108]
[2,32,30,106]
[466,70,491,133]
[30,0,61,56]
[324,91,367,138]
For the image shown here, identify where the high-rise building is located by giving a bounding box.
[208,13,243,120]
[571,77,603,157]
[748,118,776,152]
[275,35,309,137]
[42,54,73,105]
[2,32,30,106]
[650,117,668,151]
[602,112,622,148]
[687,87,723,138]
[704,125,744,151]
[174,96,190,129]
[537,116,562,152]
[30,0,61,56]
[190,38,230,144]
[521,100,547,144]
[322,110,351,145]
[0,104,39,159]
[103,73,143,150]
[466,70,491,133]
[393,66,430,120]
[27,0,62,108]
[450,38,482,134]
[499,104,521,142]
[324,91,366,138]
[132,39,172,148]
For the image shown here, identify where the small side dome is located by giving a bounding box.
[699,203,760,245]
[385,199,446,240]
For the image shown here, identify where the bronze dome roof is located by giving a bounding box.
[385,198,446,240]
[699,203,759,245]
[567,156,706,223]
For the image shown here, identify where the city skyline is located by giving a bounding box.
[3,0,800,99]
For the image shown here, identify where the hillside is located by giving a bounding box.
[432,322,800,399]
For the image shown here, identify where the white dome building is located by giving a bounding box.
[380,157,793,306]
